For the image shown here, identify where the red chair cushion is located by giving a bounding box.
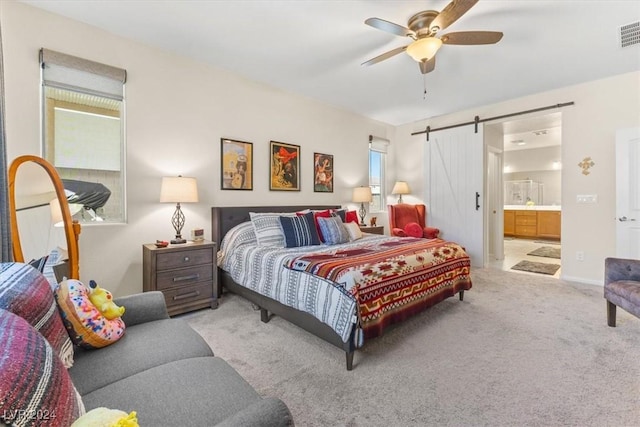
[404,222,423,238]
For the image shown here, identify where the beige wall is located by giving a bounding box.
[395,71,640,285]
[1,2,392,296]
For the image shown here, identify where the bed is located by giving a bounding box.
[212,206,472,370]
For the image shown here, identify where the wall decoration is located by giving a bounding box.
[221,138,253,190]
[578,156,595,175]
[313,152,333,193]
[270,141,300,191]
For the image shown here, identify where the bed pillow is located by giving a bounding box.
[279,212,321,247]
[0,262,74,368]
[344,221,363,241]
[404,222,424,238]
[317,216,350,245]
[55,279,126,349]
[313,209,332,242]
[0,309,85,426]
[250,212,295,247]
[332,209,359,224]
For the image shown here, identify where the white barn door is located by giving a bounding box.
[616,127,640,259]
[424,125,484,267]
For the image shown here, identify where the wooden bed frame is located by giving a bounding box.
[211,205,359,370]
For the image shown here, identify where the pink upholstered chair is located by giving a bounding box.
[388,203,440,239]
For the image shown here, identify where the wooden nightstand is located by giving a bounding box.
[142,240,218,316]
[359,225,384,235]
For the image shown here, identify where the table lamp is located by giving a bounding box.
[352,186,372,226]
[160,176,199,244]
[392,181,410,203]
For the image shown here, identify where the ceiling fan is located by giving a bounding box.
[362,0,503,75]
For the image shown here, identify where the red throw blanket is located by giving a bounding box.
[286,237,472,339]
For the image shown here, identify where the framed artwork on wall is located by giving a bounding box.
[314,152,333,193]
[270,141,300,191]
[221,138,253,190]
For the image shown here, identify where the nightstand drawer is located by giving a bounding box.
[156,264,213,291]
[162,281,213,308]
[156,248,213,271]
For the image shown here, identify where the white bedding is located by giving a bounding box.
[217,221,385,343]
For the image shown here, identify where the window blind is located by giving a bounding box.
[40,48,126,101]
[369,135,390,153]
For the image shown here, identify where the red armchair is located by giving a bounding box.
[388,203,440,239]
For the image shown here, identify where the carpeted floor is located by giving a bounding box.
[511,259,561,275]
[184,268,640,426]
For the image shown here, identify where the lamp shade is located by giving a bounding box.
[160,176,199,203]
[392,181,411,195]
[352,186,372,203]
[49,199,82,227]
[406,37,443,62]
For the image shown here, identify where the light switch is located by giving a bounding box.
[577,194,598,203]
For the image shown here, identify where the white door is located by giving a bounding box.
[424,125,484,266]
[616,127,640,259]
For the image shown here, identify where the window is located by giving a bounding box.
[368,136,389,212]
[40,49,126,224]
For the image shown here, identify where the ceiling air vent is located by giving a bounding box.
[620,21,640,48]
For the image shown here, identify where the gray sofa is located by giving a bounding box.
[0,262,293,426]
[604,257,640,327]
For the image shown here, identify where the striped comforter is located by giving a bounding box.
[218,222,471,343]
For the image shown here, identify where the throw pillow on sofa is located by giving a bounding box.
[0,308,85,426]
[0,262,74,368]
[56,279,126,349]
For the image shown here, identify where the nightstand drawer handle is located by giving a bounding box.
[183,256,190,262]
[173,291,200,301]
[173,274,200,282]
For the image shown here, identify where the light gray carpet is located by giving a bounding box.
[185,268,640,426]
[511,260,561,275]
[527,246,561,259]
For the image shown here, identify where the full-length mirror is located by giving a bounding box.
[9,155,81,281]
[40,48,127,224]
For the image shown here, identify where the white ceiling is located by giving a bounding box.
[21,0,640,127]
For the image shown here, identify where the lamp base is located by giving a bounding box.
[171,237,187,244]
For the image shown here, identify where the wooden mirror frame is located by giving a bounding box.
[8,155,81,279]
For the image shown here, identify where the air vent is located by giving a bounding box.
[620,21,640,48]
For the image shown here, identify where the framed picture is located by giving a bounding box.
[313,153,333,193]
[270,141,300,191]
[221,138,253,190]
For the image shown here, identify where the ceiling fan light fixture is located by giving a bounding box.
[406,37,442,62]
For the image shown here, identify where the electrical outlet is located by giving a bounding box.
[576,251,585,261]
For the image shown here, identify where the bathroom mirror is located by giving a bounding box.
[8,155,81,280]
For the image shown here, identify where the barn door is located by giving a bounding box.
[424,125,484,267]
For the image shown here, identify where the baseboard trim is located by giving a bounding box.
[560,274,603,287]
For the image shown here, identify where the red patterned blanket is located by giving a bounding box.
[286,237,472,339]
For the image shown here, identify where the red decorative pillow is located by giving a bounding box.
[313,210,332,242]
[345,210,359,224]
[0,263,74,368]
[404,222,423,238]
[0,309,84,426]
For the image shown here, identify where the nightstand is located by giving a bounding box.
[142,240,217,316]
[359,225,384,235]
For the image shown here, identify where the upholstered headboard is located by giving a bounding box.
[210,205,341,248]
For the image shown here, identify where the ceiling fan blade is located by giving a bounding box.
[419,58,436,74]
[441,31,503,45]
[362,45,408,66]
[365,17,415,38]
[430,0,479,32]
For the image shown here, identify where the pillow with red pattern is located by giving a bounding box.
[0,308,85,426]
[0,262,74,368]
[404,222,423,238]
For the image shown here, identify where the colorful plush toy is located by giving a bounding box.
[88,280,125,320]
[71,407,138,427]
